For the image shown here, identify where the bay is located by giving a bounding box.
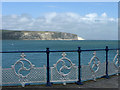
[2,40,118,68]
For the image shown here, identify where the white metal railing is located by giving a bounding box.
[2,49,120,87]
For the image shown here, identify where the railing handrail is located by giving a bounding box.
[0,48,120,53]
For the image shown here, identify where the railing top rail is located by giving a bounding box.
[0,48,120,53]
[0,51,46,53]
[82,48,119,51]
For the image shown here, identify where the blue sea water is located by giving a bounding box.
[2,40,118,68]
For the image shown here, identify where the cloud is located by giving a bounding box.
[2,12,118,40]
[101,12,107,17]
[85,13,98,18]
[45,12,57,23]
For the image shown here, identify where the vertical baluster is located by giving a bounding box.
[76,47,83,85]
[105,46,109,79]
[46,48,51,86]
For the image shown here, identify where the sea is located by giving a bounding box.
[2,40,118,68]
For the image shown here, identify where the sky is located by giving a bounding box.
[1,2,118,40]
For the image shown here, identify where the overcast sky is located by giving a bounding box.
[2,2,118,40]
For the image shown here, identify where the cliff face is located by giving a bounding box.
[2,30,79,40]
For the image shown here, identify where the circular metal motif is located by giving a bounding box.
[88,51,100,73]
[113,50,119,69]
[11,53,35,78]
[54,52,75,77]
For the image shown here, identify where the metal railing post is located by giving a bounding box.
[76,47,83,85]
[105,46,109,79]
[46,48,51,86]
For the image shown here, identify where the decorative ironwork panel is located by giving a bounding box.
[2,68,20,84]
[81,62,106,81]
[2,53,46,87]
[11,53,35,79]
[27,66,46,82]
[113,50,119,74]
[2,49,120,87]
[108,61,118,75]
[88,51,100,81]
[50,52,78,83]
[2,67,46,86]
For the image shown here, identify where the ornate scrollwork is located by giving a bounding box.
[53,52,75,77]
[11,53,35,87]
[113,50,119,69]
[113,50,119,75]
[88,51,100,81]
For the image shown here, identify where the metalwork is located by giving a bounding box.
[55,52,75,76]
[105,46,109,78]
[51,52,78,84]
[2,66,47,86]
[2,46,120,87]
[11,53,35,78]
[113,50,119,75]
[88,51,100,81]
[6,53,47,87]
[77,47,82,85]
[46,48,51,86]
[11,53,35,87]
